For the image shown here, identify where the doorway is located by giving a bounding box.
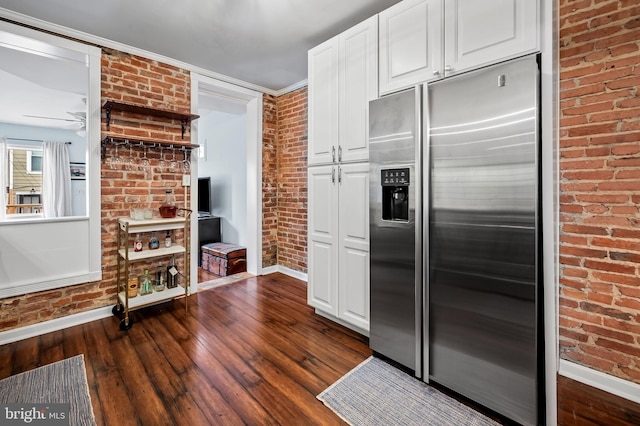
[189,74,263,292]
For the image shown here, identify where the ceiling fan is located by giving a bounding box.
[23,111,86,136]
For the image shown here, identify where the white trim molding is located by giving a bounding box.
[276,79,308,97]
[263,265,308,282]
[0,306,113,346]
[559,359,640,405]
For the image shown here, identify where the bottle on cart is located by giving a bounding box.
[165,230,172,248]
[149,232,160,250]
[134,234,143,252]
[139,269,152,295]
[127,269,138,298]
[154,261,165,292]
[167,255,178,288]
[159,189,177,218]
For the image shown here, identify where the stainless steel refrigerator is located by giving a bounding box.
[369,54,542,425]
[369,87,422,376]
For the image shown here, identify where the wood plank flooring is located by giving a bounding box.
[1,272,640,425]
[0,273,370,425]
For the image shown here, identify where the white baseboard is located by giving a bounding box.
[0,306,113,346]
[559,359,640,405]
[262,265,308,282]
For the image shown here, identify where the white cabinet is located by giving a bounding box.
[444,0,539,77]
[308,163,370,332]
[308,16,377,166]
[379,0,539,94]
[308,38,339,166]
[379,0,443,95]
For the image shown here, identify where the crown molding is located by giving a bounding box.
[0,7,279,96]
[275,79,308,96]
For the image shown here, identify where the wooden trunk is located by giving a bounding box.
[201,243,247,276]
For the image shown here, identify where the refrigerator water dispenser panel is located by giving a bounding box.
[381,168,410,221]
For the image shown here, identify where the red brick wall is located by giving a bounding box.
[276,88,308,272]
[0,49,192,332]
[559,0,640,383]
[262,94,278,268]
[100,48,192,293]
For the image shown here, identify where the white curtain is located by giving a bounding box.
[0,137,6,220]
[42,141,72,218]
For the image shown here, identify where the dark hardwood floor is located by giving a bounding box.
[1,273,639,425]
[0,273,370,425]
[197,265,221,282]
[557,375,640,426]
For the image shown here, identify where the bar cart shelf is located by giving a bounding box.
[113,213,191,330]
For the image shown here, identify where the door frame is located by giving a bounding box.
[190,74,263,293]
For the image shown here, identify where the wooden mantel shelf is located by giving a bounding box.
[102,100,200,139]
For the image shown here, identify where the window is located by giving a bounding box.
[27,150,42,173]
[5,146,43,215]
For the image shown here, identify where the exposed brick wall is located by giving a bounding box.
[100,49,191,291]
[0,49,192,331]
[276,88,308,272]
[262,94,278,268]
[559,0,640,383]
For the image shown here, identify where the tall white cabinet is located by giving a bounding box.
[379,0,539,95]
[307,16,376,333]
[307,164,370,331]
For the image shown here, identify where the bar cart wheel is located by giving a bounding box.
[119,317,134,330]
[112,304,124,315]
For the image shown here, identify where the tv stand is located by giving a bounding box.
[198,215,221,265]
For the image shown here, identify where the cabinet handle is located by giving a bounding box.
[433,70,441,76]
[332,146,336,163]
[444,65,453,73]
[332,167,336,184]
[338,167,342,184]
[338,146,342,162]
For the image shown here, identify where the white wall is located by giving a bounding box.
[198,111,247,246]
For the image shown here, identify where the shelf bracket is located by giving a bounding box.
[105,103,113,131]
[181,118,188,139]
[101,137,109,163]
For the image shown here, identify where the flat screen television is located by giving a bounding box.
[198,177,211,216]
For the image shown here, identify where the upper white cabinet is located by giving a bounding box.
[308,16,377,166]
[308,38,339,166]
[379,0,443,95]
[339,18,378,163]
[379,0,539,95]
[444,0,539,76]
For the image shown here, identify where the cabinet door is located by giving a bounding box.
[308,38,339,166]
[379,0,443,95]
[307,165,339,315]
[338,163,370,331]
[444,0,538,76]
[339,16,377,164]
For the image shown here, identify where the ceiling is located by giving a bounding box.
[0,0,401,92]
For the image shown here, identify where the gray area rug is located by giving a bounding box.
[0,355,96,426]
[318,356,500,426]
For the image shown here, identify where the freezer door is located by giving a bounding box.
[369,87,422,375]
[427,55,540,425]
